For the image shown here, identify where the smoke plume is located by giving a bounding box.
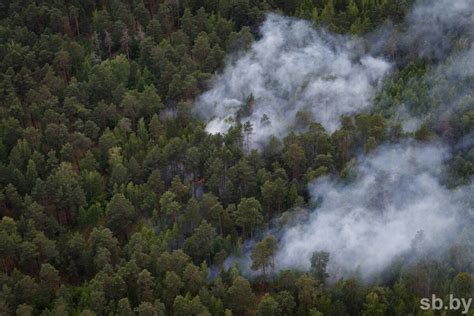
[274,142,473,279]
[400,0,473,61]
[196,14,391,147]
[198,0,474,279]
[272,0,474,278]
[373,0,474,132]
[197,0,474,145]
[390,45,474,133]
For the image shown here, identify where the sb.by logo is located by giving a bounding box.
[420,294,472,314]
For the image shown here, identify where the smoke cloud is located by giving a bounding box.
[272,0,474,278]
[198,0,474,279]
[392,45,474,133]
[197,0,474,145]
[274,142,473,279]
[400,0,474,61]
[196,14,391,146]
[373,0,474,132]
[428,46,474,118]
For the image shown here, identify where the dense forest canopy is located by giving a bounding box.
[0,0,473,315]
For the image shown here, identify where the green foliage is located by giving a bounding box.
[235,197,263,238]
[257,293,279,316]
[106,193,135,240]
[310,251,330,284]
[0,0,470,315]
[251,235,277,276]
[226,276,256,315]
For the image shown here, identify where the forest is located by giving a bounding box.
[0,0,473,315]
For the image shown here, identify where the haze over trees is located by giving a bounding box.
[0,0,473,315]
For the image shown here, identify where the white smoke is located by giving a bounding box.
[390,46,474,132]
[368,0,474,133]
[401,0,474,61]
[369,0,474,62]
[275,143,473,279]
[196,14,391,147]
[395,45,474,133]
[272,0,474,278]
[196,0,474,145]
[198,0,474,279]
[429,46,474,115]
